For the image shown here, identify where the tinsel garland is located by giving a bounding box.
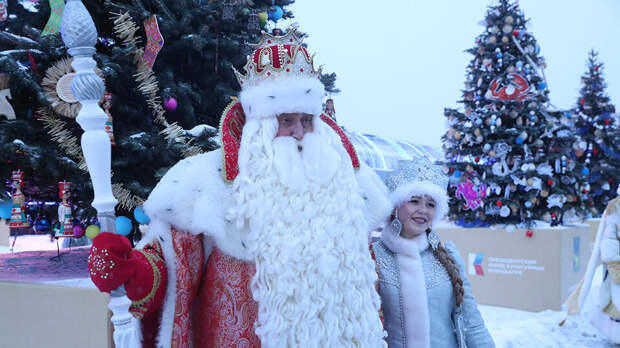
[38,107,145,209]
[38,107,87,171]
[110,11,203,158]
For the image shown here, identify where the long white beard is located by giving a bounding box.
[228,118,386,348]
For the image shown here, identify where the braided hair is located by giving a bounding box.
[430,231,465,306]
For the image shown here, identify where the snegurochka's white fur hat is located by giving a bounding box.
[386,157,450,223]
[233,31,325,120]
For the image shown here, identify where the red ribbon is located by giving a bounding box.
[27,49,38,75]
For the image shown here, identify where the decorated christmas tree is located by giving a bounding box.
[0,0,337,235]
[573,50,619,216]
[441,0,587,227]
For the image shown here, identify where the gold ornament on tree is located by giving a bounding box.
[41,57,105,118]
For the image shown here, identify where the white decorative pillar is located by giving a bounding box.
[61,3,137,347]
[60,0,117,234]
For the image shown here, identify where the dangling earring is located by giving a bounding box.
[390,209,402,237]
[427,227,440,251]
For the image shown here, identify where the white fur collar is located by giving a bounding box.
[381,225,429,258]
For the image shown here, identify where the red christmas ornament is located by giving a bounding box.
[610,178,614,183]
[605,119,611,126]
[526,230,533,238]
[582,188,588,193]
[474,157,480,163]
[593,148,598,155]
[573,197,578,202]
[496,201,503,207]
[551,212,556,218]
[595,66,599,71]
[512,30,519,36]
[580,98,585,105]
[547,179,553,186]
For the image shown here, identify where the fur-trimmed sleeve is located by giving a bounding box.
[356,162,392,232]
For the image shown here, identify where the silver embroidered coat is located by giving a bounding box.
[373,240,495,348]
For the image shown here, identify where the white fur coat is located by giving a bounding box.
[137,148,391,348]
[142,148,391,260]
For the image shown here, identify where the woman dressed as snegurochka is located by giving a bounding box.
[372,157,495,348]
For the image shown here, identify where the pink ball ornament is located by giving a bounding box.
[163,97,178,111]
[73,225,85,238]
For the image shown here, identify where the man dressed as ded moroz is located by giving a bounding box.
[88,30,392,348]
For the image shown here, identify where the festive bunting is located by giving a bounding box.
[142,15,164,69]
[41,0,65,36]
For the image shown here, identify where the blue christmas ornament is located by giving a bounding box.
[490,119,496,126]
[581,167,590,176]
[115,216,133,236]
[516,61,523,69]
[133,206,151,225]
[496,52,503,59]
[37,219,50,231]
[454,170,462,178]
[564,111,572,117]
[475,119,483,126]
[538,82,546,90]
[268,5,283,21]
[516,135,525,144]
[524,201,532,208]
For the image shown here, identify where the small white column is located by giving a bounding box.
[61,3,136,347]
[60,0,117,234]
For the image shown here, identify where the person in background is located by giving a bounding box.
[566,186,620,344]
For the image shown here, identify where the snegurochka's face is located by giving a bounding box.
[397,195,437,239]
[275,113,313,141]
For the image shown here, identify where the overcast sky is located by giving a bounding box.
[283,0,620,148]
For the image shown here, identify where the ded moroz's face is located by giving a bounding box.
[397,195,437,239]
[275,113,314,142]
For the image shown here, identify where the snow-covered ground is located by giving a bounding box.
[480,304,610,348]
[0,235,616,347]
[0,234,58,253]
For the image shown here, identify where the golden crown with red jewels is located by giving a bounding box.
[233,31,320,89]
